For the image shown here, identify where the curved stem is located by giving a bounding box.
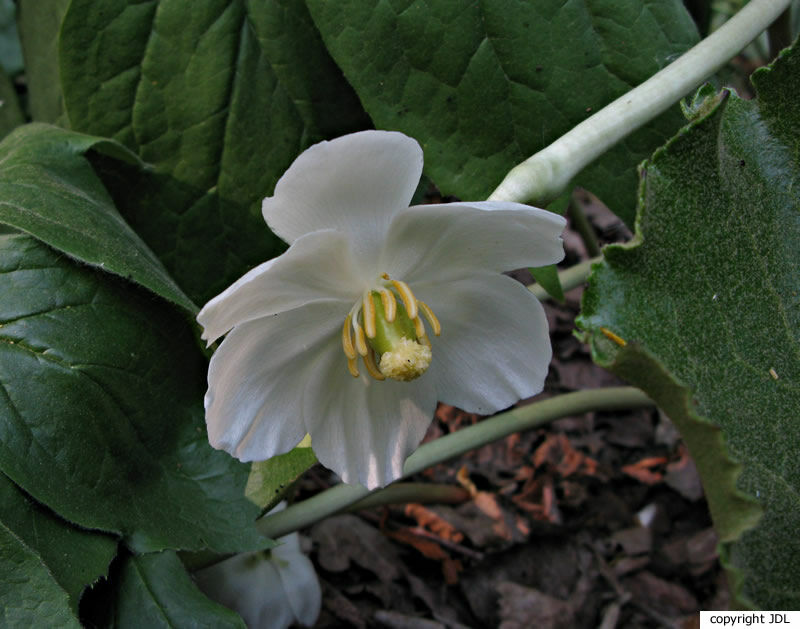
[345,482,470,512]
[257,386,653,539]
[488,0,791,205]
[528,256,601,301]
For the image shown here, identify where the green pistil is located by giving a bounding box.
[366,292,416,355]
[364,292,431,382]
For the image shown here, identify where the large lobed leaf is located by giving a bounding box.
[16,0,71,124]
[0,123,195,312]
[305,0,699,224]
[0,234,267,554]
[0,519,80,628]
[59,0,370,304]
[578,44,800,609]
[0,473,118,614]
[104,551,246,628]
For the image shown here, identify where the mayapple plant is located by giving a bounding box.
[0,0,796,626]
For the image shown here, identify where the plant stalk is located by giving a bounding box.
[488,0,791,205]
[257,386,653,539]
[528,256,600,301]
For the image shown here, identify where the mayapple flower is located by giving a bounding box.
[198,130,566,489]
[194,504,321,628]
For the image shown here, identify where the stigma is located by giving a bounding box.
[341,274,441,382]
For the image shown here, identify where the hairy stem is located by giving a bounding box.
[257,386,653,539]
[488,0,791,205]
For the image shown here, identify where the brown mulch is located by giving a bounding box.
[295,191,724,629]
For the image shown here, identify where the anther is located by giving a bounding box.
[392,280,418,320]
[600,327,627,347]
[353,321,369,356]
[347,356,360,378]
[341,274,443,382]
[417,301,441,336]
[362,293,377,338]
[379,288,397,323]
[412,315,426,339]
[363,347,386,381]
[342,314,357,360]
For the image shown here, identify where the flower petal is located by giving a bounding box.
[195,532,321,629]
[273,539,322,627]
[205,301,346,462]
[262,130,423,261]
[195,552,295,629]
[197,230,362,344]
[415,274,552,414]
[303,337,437,489]
[380,201,566,283]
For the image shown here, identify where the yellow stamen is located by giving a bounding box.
[354,321,369,356]
[340,274,443,382]
[379,288,397,323]
[392,280,418,320]
[412,315,426,339]
[363,347,386,381]
[600,327,627,347]
[362,293,377,338]
[417,300,441,336]
[347,356,360,378]
[342,314,357,360]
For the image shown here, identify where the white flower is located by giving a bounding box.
[194,521,321,628]
[197,130,566,489]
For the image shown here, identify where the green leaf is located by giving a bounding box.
[59,0,370,304]
[0,234,266,554]
[111,551,246,628]
[17,0,70,123]
[527,193,570,302]
[246,443,317,516]
[306,0,699,225]
[0,473,118,614]
[0,519,80,628]
[244,0,371,140]
[529,265,564,304]
[0,123,195,312]
[577,45,800,609]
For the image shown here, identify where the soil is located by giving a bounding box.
[296,191,724,629]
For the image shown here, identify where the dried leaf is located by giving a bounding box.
[497,581,576,629]
[621,456,668,485]
[404,504,464,543]
[312,514,400,581]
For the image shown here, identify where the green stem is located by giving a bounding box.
[528,256,600,301]
[257,386,653,539]
[488,0,791,205]
[345,482,470,512]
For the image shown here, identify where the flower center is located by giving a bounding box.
[341,274,441,382]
